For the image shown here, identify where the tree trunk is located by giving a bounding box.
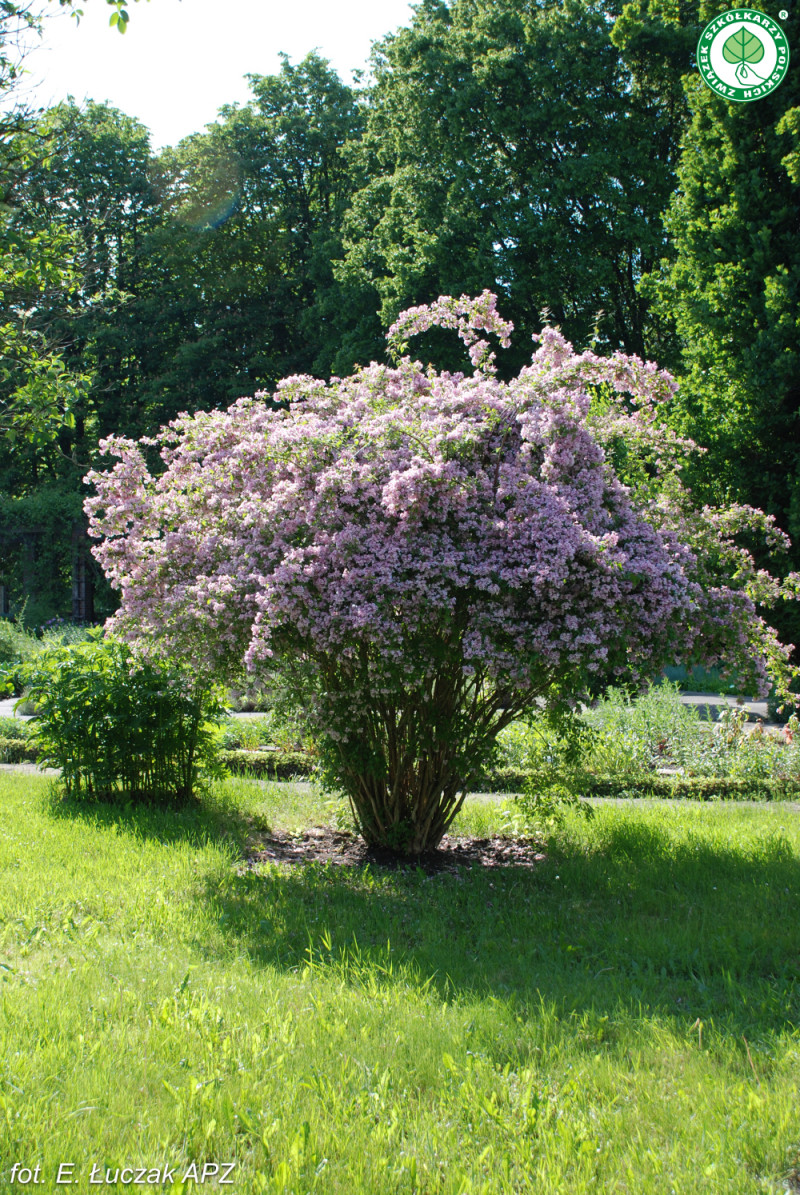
[346,761,468,854]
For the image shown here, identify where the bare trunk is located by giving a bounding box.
[316,650,543,855]
[345,758,468,853]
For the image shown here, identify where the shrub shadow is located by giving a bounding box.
[200,815,800,1041]
[42,784,261,851]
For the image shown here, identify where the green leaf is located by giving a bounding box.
[722,28,764,65]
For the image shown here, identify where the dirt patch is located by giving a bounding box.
[241,826,546,874]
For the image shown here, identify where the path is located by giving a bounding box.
[1,692,775,724]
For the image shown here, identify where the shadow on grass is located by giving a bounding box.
[200,814,800,1039]
[42,783,262,851]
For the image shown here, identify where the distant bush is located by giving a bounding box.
[218,717,274,751]
[0,620,39,692]
[218,709,317,755]
[497,683,800,779]
[218,749,315,780]
[17,634,224,803]
[0,714,36,762]
[585,775,800,801]
[0,716,33,739]
[492,684,800,828]
[0,737,38,763]
[582,683,706,774]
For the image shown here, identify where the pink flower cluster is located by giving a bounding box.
[86,294,795,744]
[388,290,513,375]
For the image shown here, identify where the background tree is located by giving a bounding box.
[627,0,800,646]
[0,7,95,454]
[144,52,367,403]
[0,100,157,622]
[647,23,800,513]
[0,6,101,621]
[338,0,692,374]
[1,55,366,620]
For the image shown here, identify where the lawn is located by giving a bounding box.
[1,773,799,1193]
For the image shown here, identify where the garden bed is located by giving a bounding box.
[241,825,546,873]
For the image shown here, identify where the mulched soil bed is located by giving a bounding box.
[241,826,546,874]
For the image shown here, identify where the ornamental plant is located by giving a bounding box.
[18,633,224,804]
[86,293,798,853]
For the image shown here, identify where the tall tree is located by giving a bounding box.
[0,0,177,621]
[1,57,368,620]
[0,4,96,452]
[619,0,800,650]
[197,51,367,382]
[338,0,692,373]
[646,15,800,520]
[0,100,158,622]
[116,51,367,417]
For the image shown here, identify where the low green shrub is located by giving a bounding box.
[494,684,705,777]
[17,633,225,803]
[0,620,39,694]
[581,682,708,774]
[470,766,531,793]
[0,617,93,695]
[225,669,319,749]
[0,736,38,763]
[218,748,315,780]
[217,712,316,755]
[585,774,800,800]
[496,684,800,785]
[480,708,597,831]
[491,686,800,829]
[672,707,800,780]
[0,618,36,667]
[218,716,275,751]
[0,715,33,739]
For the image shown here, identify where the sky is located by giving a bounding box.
[22,0,417,149]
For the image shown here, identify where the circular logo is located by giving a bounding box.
[697,8,790,101]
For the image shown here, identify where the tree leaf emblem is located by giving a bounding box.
[722,28,766,83]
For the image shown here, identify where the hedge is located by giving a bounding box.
[218,749,316,780]
[3,738,800,800]
[583,774,800,801]
[0,737,39,764]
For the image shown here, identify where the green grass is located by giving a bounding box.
[1,775,800,1193]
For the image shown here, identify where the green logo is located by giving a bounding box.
[697,9,790,101]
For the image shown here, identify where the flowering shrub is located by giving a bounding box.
[86,293,798,852]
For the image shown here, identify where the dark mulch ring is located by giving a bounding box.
[241,826,546,874]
